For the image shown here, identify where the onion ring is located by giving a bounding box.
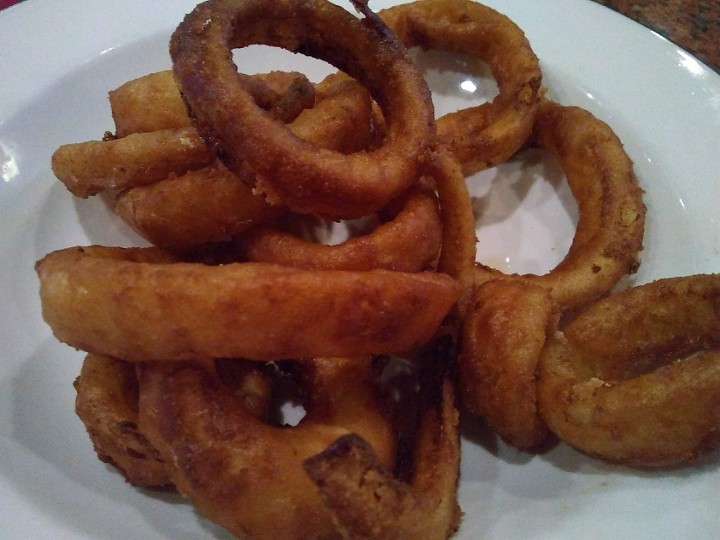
[458,280,557,449]
[344,150,471,536]
[35,245,461,362]
[290,71,379,155]
[229,145,475,276]
[51,127,214,198]
[138,356,396,539]
[426,148,477,319]
[233,184,442,272]
[113,72,376,250]
[302,149,474,538]
[305,348,461,539]
[109,69,316,137]
[538,274,720,467]
[52,71,316,198]
[475,100,646,312]
[170,0,435,219]
[114,161,284,250]
[74,354,275,488]
[109,70,192,136]
[74,353,173,488]
[380,0,543,175]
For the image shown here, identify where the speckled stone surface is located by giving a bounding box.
[592,0,719,72]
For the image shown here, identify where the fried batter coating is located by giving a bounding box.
[110,69,316,137]
[113,72,376,250]
[52,70,316,198]
[75,354,275,489]
[290,72,378,155]
[539,274,720,467]
[475,100,646,312]
[138,357,396,540]
[74,354,172,488]
[36,246,461,362]
[170,0,435,219]
[114,161,284,250]
[381,0,544,175]
[459,280,557,449]
[234,184,443,272]
[109,70,193,137]
[305,370,461,539]
[51,127,214,198]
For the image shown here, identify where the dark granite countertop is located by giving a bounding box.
[591,0,719,72]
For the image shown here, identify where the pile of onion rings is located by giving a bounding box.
[36,0,720,538]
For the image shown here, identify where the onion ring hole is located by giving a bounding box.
[232,44,337,84]
[470,147,578,276]
[407,47,498,120]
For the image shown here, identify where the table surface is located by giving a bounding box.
[591,0,719,72]
[0,0,718,71]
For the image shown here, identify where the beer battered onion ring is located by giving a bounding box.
[233,146,474,278]
[51,128,213,198]
[52,70,315,198]
[538,274,720,467]
[475,100,646,312]
[35,246,460,362]
[138,357,396,540]
[305,325,463,540]
[74,353,173,488]
[458,280,557,449]
[170,0,435,219]
[114,73,377,250]
[305,377,461,540]
[114,161,285,251]
[380,0,543,176]
[234,185,442,272]
[109,69,316,137]
[74,354,274,488]
[428,149,477,318]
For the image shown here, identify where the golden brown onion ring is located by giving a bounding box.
[74,354,275,488]
[109,70,193,137]
[109,69,315,137]
[475,100,646,312]
[114,161,284,250]
[459,280,557,449]
[305,361,461,539]
[113,72,376,250]
[234,184,442,272]
[427,148,477,319]
[36,246,461,362]
[538,274,720,467]
[51,128,213,198]
[52,71,316,198]
[290,71,378,155]
[138,356,396,540]
[381,0,543,175]
[170,0,435,219]
[74,353,173,488]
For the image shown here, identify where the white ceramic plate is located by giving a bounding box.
[2,0,719,538]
